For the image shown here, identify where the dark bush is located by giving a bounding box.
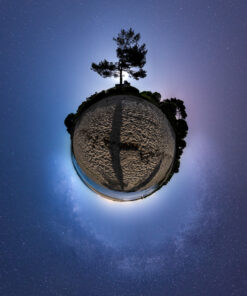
[64,113,75,135]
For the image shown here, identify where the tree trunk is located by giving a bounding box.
[120,67,123,85]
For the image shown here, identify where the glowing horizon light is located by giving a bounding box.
[112,71,130,83]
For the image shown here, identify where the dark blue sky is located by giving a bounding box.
[1,1,247,295]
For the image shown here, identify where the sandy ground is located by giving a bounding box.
[72,95,176,192]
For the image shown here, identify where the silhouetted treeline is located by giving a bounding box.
[65,85,188,187]
[159,98,188,175]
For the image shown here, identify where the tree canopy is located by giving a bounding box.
[91,28,147,85]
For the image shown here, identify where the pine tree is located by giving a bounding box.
[91,28,147,85]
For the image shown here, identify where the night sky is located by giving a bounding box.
[1,1,247,295]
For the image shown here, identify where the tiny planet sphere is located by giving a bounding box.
[72,95,176,201]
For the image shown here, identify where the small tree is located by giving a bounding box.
[91,28,147,85]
